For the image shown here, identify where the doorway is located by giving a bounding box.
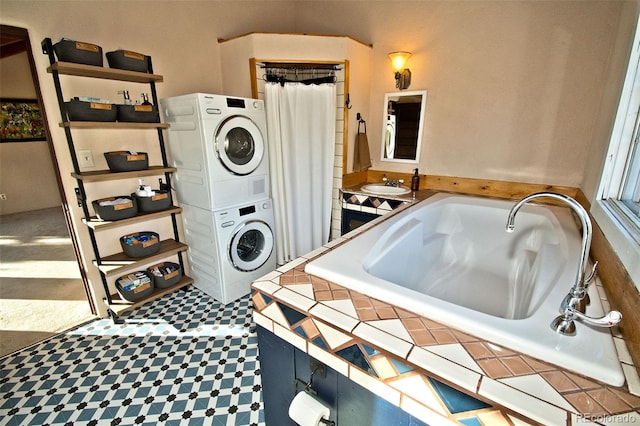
[0,25,95,356]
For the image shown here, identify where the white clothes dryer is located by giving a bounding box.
[181,198,276,304]
[160,93,270,210]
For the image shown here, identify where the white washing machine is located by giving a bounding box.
[160,93,270,210]
[181,198,276,304]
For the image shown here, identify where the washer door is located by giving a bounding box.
[229,220,274,272]
[215,115,265,175]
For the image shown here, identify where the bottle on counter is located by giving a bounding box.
[411,168,420,191]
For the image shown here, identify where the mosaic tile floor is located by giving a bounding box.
[0,286,264,426]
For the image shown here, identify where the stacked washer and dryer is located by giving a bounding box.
[160,93,276,304]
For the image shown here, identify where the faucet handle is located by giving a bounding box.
[584,261,599,286]
[398,179,405,184]
[570,308,622,328]
[551,307,622,335]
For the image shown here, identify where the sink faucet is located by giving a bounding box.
[506,192,622,335]
[382,176,404,187]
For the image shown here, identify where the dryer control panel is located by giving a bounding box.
[215,198,272,229]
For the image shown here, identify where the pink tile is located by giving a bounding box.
[564,372,601,391]
[301,318,320,339]
[251,293,267,311]
[564,392,606,416]
[315,291,333,301]
[450,329,477,343]
[410,330,437,346]
[375,307,397,320]
[395,308,416,318]
[357,308,379,321]
[332,290,350,300]
[501,357,535,376]
[521,356,556,373]
[462,342,495,360]
[421,318,446,329]
[352,298,373,309]
[402,318,426,331]
[311,278,330,291]
[612,388,640,409]
[477,359,512,379]
[430,329,458,345]
[371,299,392,309]
[540,371,580,393]
[587,388,632,413]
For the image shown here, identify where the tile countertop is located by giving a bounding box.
[341,183,435,203]
[251,189,640,426]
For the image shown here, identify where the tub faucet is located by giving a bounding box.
[506,192,621,335]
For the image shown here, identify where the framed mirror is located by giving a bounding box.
[381,90,427,163]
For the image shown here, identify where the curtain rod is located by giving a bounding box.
[260,62,342,71]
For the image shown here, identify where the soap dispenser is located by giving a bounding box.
[141,93,152,106]
[118,90,132,105]
[411,168,420,191]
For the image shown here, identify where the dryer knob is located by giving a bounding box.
[262,202,270,210]
[253,101,262,110]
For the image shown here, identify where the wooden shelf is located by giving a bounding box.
[105,275,194,316]
[72,165,176,182]
[84,206,182,231]
[46,45,189,322]
[60,121,170,129]
[96,239,188,278]
[47,61,163,83]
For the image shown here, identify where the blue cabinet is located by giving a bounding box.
[257,326,428,426]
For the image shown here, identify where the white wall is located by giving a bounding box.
[293,1,630,188]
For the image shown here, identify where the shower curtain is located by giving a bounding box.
[265,82,337,265]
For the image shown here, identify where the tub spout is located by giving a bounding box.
[506,192,620,335]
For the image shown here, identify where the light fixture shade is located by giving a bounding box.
[388,51,411,72]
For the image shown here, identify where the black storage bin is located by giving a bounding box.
[92,196,137,221]
[65,100,116,122]
[147,262,182,289]
[133,190,172,213]
[53,39,103,66]
[120,231,160,258]
[116,271,154,302]
[116,104,159,123]
[104,151,149,172]
[106,50,149,73]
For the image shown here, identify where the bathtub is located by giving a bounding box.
[305,193,624,386]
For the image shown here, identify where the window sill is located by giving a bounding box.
[591,200,640,290]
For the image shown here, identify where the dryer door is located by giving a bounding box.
[229,220,274,272]
[214,115,265,175]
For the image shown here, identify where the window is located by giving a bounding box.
[620,122,640,219]
[595,16,640,288]
[601,104,640,244]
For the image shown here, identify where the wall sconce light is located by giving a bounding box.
[388,51,411,90]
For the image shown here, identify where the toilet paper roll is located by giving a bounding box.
[288,391,331,426]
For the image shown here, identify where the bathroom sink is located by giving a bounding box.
[361,184,411,196]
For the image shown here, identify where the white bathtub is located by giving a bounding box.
[305,193,624,386]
